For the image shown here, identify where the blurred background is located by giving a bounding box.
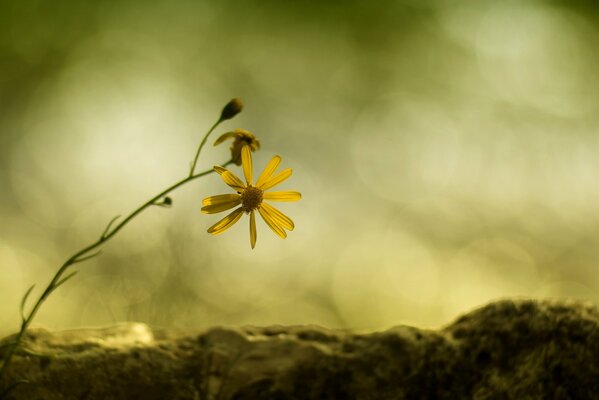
[2,0,599,336]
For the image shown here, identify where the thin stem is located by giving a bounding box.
[0,160,233,380]
[189,118,223,178]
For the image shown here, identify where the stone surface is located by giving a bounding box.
[1,299,599,399]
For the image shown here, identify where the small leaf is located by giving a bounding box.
[72,250,102,265]
[54,271,78,290]
[20,285,36,323]
[101,215,121,239]
[153,197,173,208]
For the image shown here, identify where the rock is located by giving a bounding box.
[1,299,599,399]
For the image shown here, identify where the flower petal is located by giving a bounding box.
[213,132,237,146]
[258,206,287,239]
[262,191,301,202]
[214,166,246,191]
[256,156,281,188]
[250,210,257,249]
[207,207,244,235]
[261,202,295,231]
[241,145,253,185]
[258,168,292,191]
[202,194,241,206]
[201,198,241,214]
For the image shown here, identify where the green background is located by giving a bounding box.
[2,0,599,335]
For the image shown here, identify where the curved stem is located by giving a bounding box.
[0,159,233,380]
[189,118,222,177]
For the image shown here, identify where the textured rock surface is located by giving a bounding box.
[1,299,599,399]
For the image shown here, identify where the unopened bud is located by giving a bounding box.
[154,196,173,208]
[219,98,243,121]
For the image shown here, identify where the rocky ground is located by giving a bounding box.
[1,299,599,399]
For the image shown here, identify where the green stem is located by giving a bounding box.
[0,108,233,391]
[189,118,222,177]
[0,161,233,382]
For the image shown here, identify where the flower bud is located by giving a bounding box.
[213,129,260,165]
[154,196,173,207]
[219,98,243,121]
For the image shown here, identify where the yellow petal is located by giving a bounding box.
[256,156,281,188]
[241,145,253,185]
[261,202,294,231]
[250,210,257,249]
[262,191,301,202]
[258,206,287,239]
[258,168,292,191]
[202,194,241,206]
[207,207,244,235]
[201,198,241,214]
[215,167,246,192]
[213,132,237,146]
[249,139,261,152]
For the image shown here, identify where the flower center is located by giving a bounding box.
[241,185,263,212]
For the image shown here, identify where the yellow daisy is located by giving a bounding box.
[213,128,261,166]
[202,145,301,249]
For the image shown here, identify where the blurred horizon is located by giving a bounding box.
[2,0,599,335]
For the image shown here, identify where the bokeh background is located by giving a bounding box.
[2,0,599,336]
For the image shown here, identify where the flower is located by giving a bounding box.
[219,98,243,121]
[213,129,260,165]
[202,145,301,249]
